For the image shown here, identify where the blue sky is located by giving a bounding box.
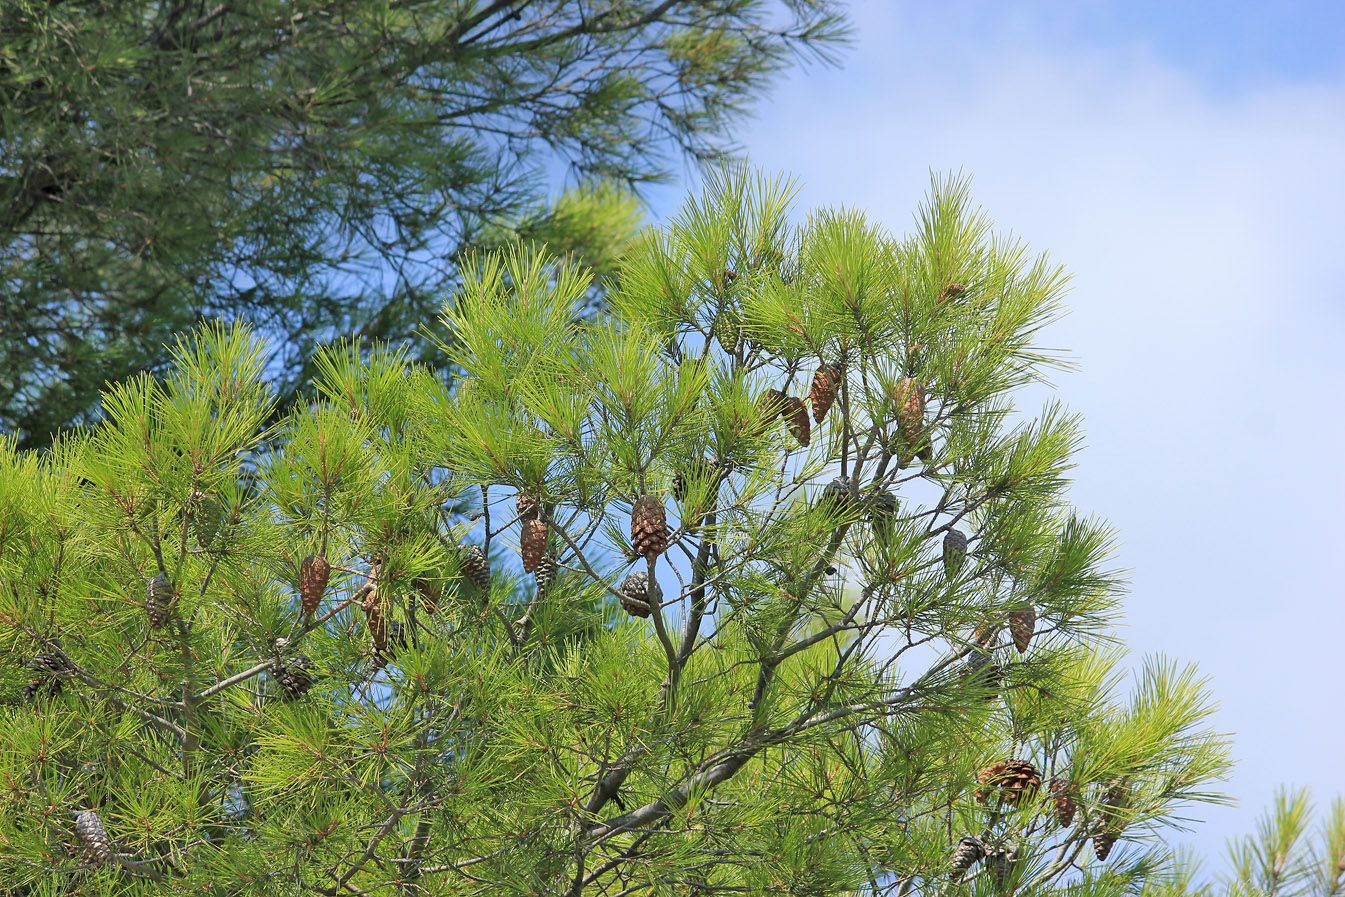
[645,0,1345,868]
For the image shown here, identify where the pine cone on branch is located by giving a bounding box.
[1093,780,1129,861]
[1008,604,1036,653]
[783,396,811,447]
[74,810,111,867]
[975,759,1041,806]
[461,544,492,590]
[757,388,788,427]
[810,362,842,423]
[299,554,330,615]
[272,653,315,700]
[516,490,540,522]
[24,652,69,702]
[535,553,557,599]
[619,570,659,618]
[147,570,174,630]
[520,520,548,573]
[1049,777,1076,828]
[949,835,985,880]
[943,529,968,579]
[631,496,668,561]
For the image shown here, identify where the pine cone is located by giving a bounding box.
[869,490,897,526]
[362,589,387,654]
[27,652,68,674]
[949,835,986,880]
[784,396,811,447]
[536,553,557,598]
[24,652,69,702]
[820,476,856,517]
[894,377,926,445]
[187,490,222,548]
[520,519,548,573]
[299,554,331,615]
[415,578,441,616]
[757,388,788,426]
[516,491,540,522]
[74,810,112,867]
[811,363,842,423]
[1049,777,1076,828]
[1008,604,1036,654]
[1094,780,1129,861]
[459,543,492,591]
[985,845,1018,892]
[619,570,659,618]
[147,570,174,630]
[631,495,668,561]
[975,759,1041,806]
[965,649,1001,702]
[672,458,717,504]
[943,529,968,579]
[938,282,967,304]
[273,654,314,699]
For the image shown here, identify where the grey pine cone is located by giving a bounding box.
[147,571,174,630]
[74,810,111,866]
[619,571,659,618]
[949,835,986,880]
[461,545,490,591]
[943,529,968,580]
[273,655,315,699]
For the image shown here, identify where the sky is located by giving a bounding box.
[647,0,1345,868]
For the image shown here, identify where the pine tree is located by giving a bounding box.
[0,171,1232,895]
[0,0,849,449]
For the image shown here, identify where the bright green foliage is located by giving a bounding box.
[0,0,848,449]
[0,172,1232,895]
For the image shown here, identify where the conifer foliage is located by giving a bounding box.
[0,172,1231,894]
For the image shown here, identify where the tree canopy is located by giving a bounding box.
[0,0,848,448]
[0,170,1236,895]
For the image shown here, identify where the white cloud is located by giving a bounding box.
[731,2,1345,856]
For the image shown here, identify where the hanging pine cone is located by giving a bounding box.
[938,282,967,304]
[783,396,811,447]
[461,544,492,590]
[672,458,716,504]
[74,809,111,867]
[362,588,387,654]
[1008,604,1036,653]
[894,377,926,444]
[516,490,540,522]
[810,363,842,423]
[949,835,986,880]
[975,759,1041,806]
[869,490,898,528]
[272,654,314,700]
[535,553,557,598]
[24,652,69,702]
[1094,780,1129,861]
[298,554,330,615]
[147,570,173,630]
[943,529,968,579]
[965,649,1001,702]
[757,388,788,426]
[520,519,548,573]
[985,845,1018,892]
[820,476,856,517]
[416,578,441,616]
[631,495,668,561]
[619,570,659,618]
[187,490,223,548]
[1049,778,1077,828]
[388,620,408,650]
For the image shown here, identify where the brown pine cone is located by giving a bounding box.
[516,491,540,521]
[74,809,111,867]
[943,529,968,579]
[147,570,174,630]
[949,835,986,880]
[619,570,659,618]
[299,554,331,615]
[416,578,442,616]
[461,544,491,590]
[810,363,842,423]
[757,388,788,426]
[784,396,811,447]
[520,519,548,573]
[894,377,926,444]
[975,759,1041,806]
[1008,604,1036,653]
[1094,780,1129,861]
[631,495,668,561]
[1049,777,1076,828]
[938,282,967,304]
[362,588,387,653]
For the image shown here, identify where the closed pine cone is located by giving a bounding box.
[672,458,716,504]
[784,396,811,447]
[24,652,69,702]
[299,554,331,615]
[520,519,548,573]
[757,388,788,427]
[811,363,842,423]
[416,578,441,615]
[1008,604,1036,653]
[943,529,968,579]
[619,570,659,618]
[975,759,1041,806]
[1094,780,1129,861]
[949,835,985,880]
[74,810,112,866]
[938,282,967,304]
[1049,777,1076,828]
[147,570,174,630]
[516,491,540,521]
[536,553,557,598]
[965,649,1001,702]
[894,377,926,445]
[461,544,491,589]
[985,845,1017,892]
[188,490,222,548]
[821,476,856,517]
[362,589,387,653]
[631,496,668,561]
